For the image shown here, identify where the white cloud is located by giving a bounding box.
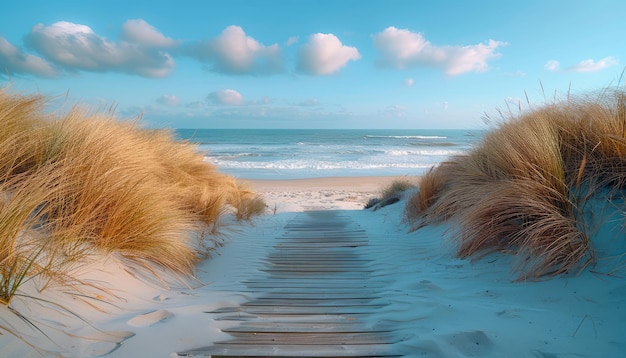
[186,25,282,75]
[544,60,560,72]
[24,20,175,77]
[121,19,176,48]
[207,89,243,105]
[372,26,506,75]
[545,57,617,73]
[403,78,415,86]
[0,36,57,77]
[296,33,361,75]
[157,94,180,106]
[568,56,618,72]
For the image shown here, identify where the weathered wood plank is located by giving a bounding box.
[220,331,398,345]
[178,343,401,357]
[208,304,386,315]
[223,322,388,333]
[242,298,382,306]
[255,293,383,299]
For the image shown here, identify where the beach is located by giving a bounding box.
[4,2,625,356]
[246,176,402,211]
[2,175,625,357]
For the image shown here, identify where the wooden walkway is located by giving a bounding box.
[177,210,403,357]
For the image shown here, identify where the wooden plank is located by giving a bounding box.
[208,304,386,315]
[263,263,373,268]
[216,315,368,324]
[274,243,368,249]
[264,264,373,270]
[255,293,383,300]
[262,269,381,274]
[267,254,367,258]
[244,277,387,283]
[265,258,371,262]
[274,239,369,244]
[243,282,388,289]
[277,234,367,238]
[223,323,388,333]
[178,344,400,357]
[242,298,382,307]
[220,331,398,345]
[237,289,384,296]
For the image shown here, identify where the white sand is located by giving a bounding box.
[1,176,625,357]
[244,176,402,212]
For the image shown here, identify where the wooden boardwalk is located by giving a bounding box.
[177,210,403,357]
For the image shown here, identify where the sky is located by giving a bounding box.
[1,0,625,129]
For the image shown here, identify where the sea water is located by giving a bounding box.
[175,129,483,180]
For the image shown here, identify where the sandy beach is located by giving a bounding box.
[245,176,404,211]
[1,175,625,357]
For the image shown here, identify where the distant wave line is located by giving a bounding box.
[206,159,438,171]
[364,135,448,139]
[210,148,465,158]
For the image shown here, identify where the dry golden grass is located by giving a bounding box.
[381,177,416,199]
[404,166,449,224]
[407,89,626,279]
[0,88,264,305]
[232,181,268,220]
[366,178,417,210]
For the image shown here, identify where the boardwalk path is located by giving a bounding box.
[178,210,404,357]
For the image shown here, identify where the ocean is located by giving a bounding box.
[175,129,483,180]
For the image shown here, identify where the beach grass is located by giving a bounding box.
[406,89,626,279]
[0,88,264,307]
[366,177,417,209]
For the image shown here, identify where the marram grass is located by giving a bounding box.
[406,89,626,280]
[0,88,264,306]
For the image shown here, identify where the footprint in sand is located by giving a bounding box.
[127,309,173,327]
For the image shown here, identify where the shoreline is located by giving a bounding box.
[244,175,405,190]
[242,175,416,212]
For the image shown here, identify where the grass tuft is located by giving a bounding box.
[367,178,417,210]
[406,88,626,279]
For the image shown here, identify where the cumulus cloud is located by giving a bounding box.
[544,60,560,72]
[296,33,361,75]
[568,56,618,72]
[24,20,175,77]
[121,19,176,48]
[372,26,506,75]
[207,89,244,105]
[403,78,415,86]
[157,94,180,106]
[186,25,282,75]
[0,36,57,77]
[545,57,617,73]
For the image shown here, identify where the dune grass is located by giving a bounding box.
[406,89,626,279]
[365,177,417,209]
[0,88,264,307]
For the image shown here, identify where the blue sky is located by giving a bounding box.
[1,0,625,129]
